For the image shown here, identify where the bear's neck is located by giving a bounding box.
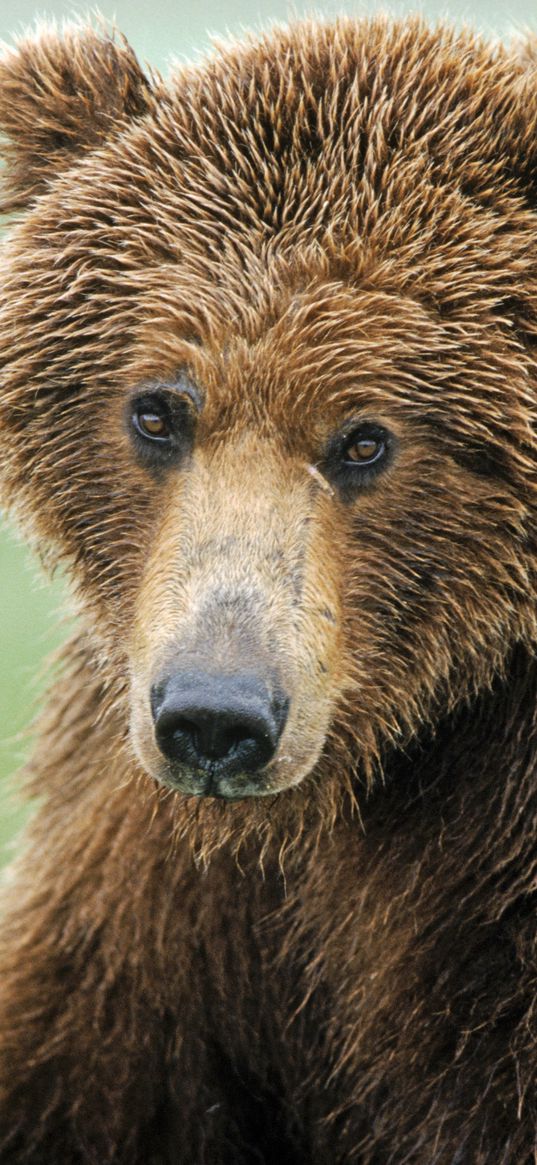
[383,641,537,811]
[353,641,537,917]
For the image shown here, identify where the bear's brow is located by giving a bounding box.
[145,376,203,411]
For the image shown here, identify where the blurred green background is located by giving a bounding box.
[0,0,534,861]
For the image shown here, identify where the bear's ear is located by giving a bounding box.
[0,22,154,212]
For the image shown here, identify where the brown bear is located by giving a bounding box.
[0,14,536,1164]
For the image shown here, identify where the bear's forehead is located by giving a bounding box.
[6,185,534,450]
[16,165,535,430]
[3,18,537,446]
[54,46,523,263]
[25,18,535,347]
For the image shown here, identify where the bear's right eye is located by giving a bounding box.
[128,385,199,469]
[132,405,171,443]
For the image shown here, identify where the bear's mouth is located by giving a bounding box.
[161,761,276,801]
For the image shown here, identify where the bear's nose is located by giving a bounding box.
[151,671,288,783]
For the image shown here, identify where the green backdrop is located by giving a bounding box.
[0,0,532,860]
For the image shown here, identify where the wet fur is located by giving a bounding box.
[0,16,536,1164]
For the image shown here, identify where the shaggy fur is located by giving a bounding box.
[0,15,536,1163]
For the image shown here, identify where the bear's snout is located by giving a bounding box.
[150,670,289,798]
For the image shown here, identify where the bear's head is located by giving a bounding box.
[1,20,537,809]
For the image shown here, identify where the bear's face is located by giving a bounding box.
[1,20,537,800]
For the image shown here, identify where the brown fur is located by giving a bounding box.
[0,15,536,1163]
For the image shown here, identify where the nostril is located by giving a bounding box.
[173,718,199,748]
[274,694,290,733]
[165,716,255,762]
[150,680,167,724]
[151,671,288,777]
[157,709,275,770]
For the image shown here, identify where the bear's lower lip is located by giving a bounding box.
[160,766,276,800]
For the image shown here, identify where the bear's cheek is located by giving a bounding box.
[123,457,348,799]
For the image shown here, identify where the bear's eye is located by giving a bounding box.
[322,422,393,497]
[128,384,199,470]
[133,407,171,442]
[343,433,385,465]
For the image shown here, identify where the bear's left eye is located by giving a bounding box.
[322,422,393,496]
[343,432,386,466]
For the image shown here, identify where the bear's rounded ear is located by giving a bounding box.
[0,21,154,212]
